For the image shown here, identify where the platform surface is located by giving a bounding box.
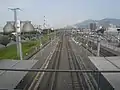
[89,56,120,90]
[0,60,38,89]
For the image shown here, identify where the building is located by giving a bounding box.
[22,21,35,32]
[90,23,97,31]
[3,21,35,34]
[3,21,15,33]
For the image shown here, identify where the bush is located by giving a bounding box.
[0,35,10,47]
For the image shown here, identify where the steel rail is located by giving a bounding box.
[66,37,75,90]
[71,35,99,89]
[67,39,85,89]
[37,36,63,90]
[38,39,62,90]
[50,37,63,90]
[26,39,59,90]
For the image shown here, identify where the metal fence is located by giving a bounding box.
[0,68,119,90]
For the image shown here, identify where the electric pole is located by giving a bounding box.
[8,8,23,60]
[43,16,46,29]
[97,35,100,56]
[43,16,50,40]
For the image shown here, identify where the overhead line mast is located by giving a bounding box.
[8,8,23,60]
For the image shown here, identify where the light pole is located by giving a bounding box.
[96,26,105,56]
[8,8,23,60]
[17,20,23,60]
[97,35,101,56]
[117,28,120,47]
[38,25,42,48]
[40,34,42,47]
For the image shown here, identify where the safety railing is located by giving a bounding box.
[0,68,119,90]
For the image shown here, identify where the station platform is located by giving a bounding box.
[89,56,120,90]
[0,60,38,90]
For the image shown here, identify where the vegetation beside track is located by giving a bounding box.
[0,34,50,60]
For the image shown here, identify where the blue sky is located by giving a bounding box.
[0,0,120,28]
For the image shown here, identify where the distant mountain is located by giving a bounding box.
[99,18,120,25]
[74,18,120,28]
[75,19,98,28]
[98,18,120,27]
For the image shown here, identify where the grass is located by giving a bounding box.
[22,40,40,57]
[0,34,50,60]
[0,41,39,60]
[0,45,17,59]
[41,34,49,44]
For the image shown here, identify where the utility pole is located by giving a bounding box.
[43,16,50,41]
[43,16,46,30]
[38,25,42,47]
[9,8,23,60]
[117,28,120,46]
[97,35,100,56]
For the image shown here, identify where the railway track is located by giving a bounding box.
[82,41,117,57]
[67,39,84,90]
[66,37,93,90]
[23,38,60,90]
[38,35,92,90]
[27,34,98,90]
[47,38,62,90]
[37,36,63,90]
[67,36,101,90]
[75,35,118,57]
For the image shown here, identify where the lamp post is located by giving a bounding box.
[9,8,23,60]
[117,28,120,47]
[97,35,101,56]
[96,26,105,56]
[17,20,23,60]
